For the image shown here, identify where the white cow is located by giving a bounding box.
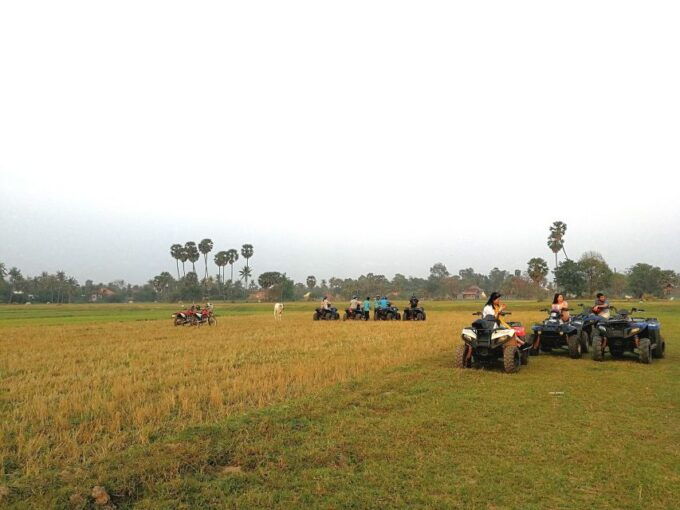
[274,303,284,320]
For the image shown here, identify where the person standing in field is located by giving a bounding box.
[363,296,371,320]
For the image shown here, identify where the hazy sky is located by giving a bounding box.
[1,1,679,285]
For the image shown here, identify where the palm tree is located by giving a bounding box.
[185,242,200,273]
[547,221,568,268]
[240,244,254,290]
[214,251,228,285]
[170,244,183,279]
[306,275,317,289]
[198,238,214,280]
[226,249,239,283]
[179,246,189,276]
[239,266,252,292]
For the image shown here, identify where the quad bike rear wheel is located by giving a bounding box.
[342,312,348,321]
[520,349,529,365]
[416,312,425,321]
[652,334,666,359]
[567,334,582,359]
[503,345,521,373]
[579,330,589,353]
[396,313,401,320]
[592,335,605,361]
[454,344,471,368]
[639,337,652,364]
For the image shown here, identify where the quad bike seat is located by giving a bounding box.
[472,318,497,330]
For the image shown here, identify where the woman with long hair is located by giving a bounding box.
[551,292,569,321]
[482,291,512,329]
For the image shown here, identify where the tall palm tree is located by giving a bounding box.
[226,249,239,283]
[547,221,568,269]
[198,238,214,280]
[179,246,189,276]
[185,242,200,273]
[214,251,228,285]
[170,244,183,279]
[306,276,317,289]
[239,266,252,292]
[240,244,254,289]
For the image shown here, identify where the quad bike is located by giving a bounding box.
[529,308,587,358]
[343,308,369,321]
[455,311,531,373]
[402,306,426,321]
[375,305,402,321]
[570,303,607,348]
[313,306,340,320]
[591,308,665,363]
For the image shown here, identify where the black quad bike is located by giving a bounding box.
[375,305,402,321]
[402,306,426,321]
[529,308,588,359]
[570,303,607,347]
[591,308,665,363]
[313,307,340,320]
[455,312,531,373]
[343,308,369,321]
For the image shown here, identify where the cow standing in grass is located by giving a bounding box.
[274,303,284,320]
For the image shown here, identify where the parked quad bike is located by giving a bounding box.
[402,306,426,321]
[591,308,665,364]
[455,311,531,373]
[313,307,340,320]
[375,306,402,321]
[529,308,588,359]
[343,308,369,321]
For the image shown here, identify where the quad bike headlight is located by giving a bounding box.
[462,334,473,342]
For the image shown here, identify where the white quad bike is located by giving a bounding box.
[455,311,530,373]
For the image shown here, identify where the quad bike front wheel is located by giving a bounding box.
[454,344,471,368]
[313,312,320,321]
[503,345,521,373]
[567,334,582,359]
[579,330,589,353]
[652,334,666,359]
[638,337,652,364]
[592,335,605,361]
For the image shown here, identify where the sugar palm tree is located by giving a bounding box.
[185,242,200,273]
[170,244,183,279]
[214,251,228,285]
[306,276,316,289]
[240,244,254,289]
[547,221,568,268]
[198,238,214,280]
[178,246,189,276]
[226,249,239,283]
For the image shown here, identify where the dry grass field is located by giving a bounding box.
[1,301,679,509]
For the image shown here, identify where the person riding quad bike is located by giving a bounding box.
[314,296,340,320]
[529,294,586,358]
[375,295,401,320]
[591,307,665,363]
[343,295,367,320]
[403,295,426,321]
[455,292,530,373]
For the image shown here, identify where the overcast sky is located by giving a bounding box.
[1,1,679,285]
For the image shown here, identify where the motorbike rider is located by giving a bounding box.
[409,295,419,309]
[551,293,570,322]
[592,293,611,319]
[379,295,389,309]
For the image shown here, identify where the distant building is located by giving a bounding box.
[91,288,116,302]
[461,285,485,300]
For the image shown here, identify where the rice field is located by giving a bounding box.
[1,301,678,509]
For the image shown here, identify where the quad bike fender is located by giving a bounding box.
[461,327,477,340]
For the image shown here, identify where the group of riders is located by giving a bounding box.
[320,294,420,320]
[481,290,612,345]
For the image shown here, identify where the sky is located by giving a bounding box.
[1,1,679,285]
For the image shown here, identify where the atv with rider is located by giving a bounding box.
[313,306,340,320]
[529,308,587,358]
[455,311,531,373]
[591,308,665,363]
[375,305,401,321]
[402,295,426,321]
[569,303,606,348]
[343,307,368,321]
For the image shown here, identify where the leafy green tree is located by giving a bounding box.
[627,263,663,297]
[184,242,200,273]
[488,267,509,292]
[554,260,586,296]
[240,244,254,289]
[609,272,628,297]
[527,257,549,285]
[198,238,214,280]
[170,244,183,279]
[182,271,201,301]
[306,275,316,289]
[579,251,612,296]
[0,262,7,280]
[7,267,23,303]
[258,271,284,289]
